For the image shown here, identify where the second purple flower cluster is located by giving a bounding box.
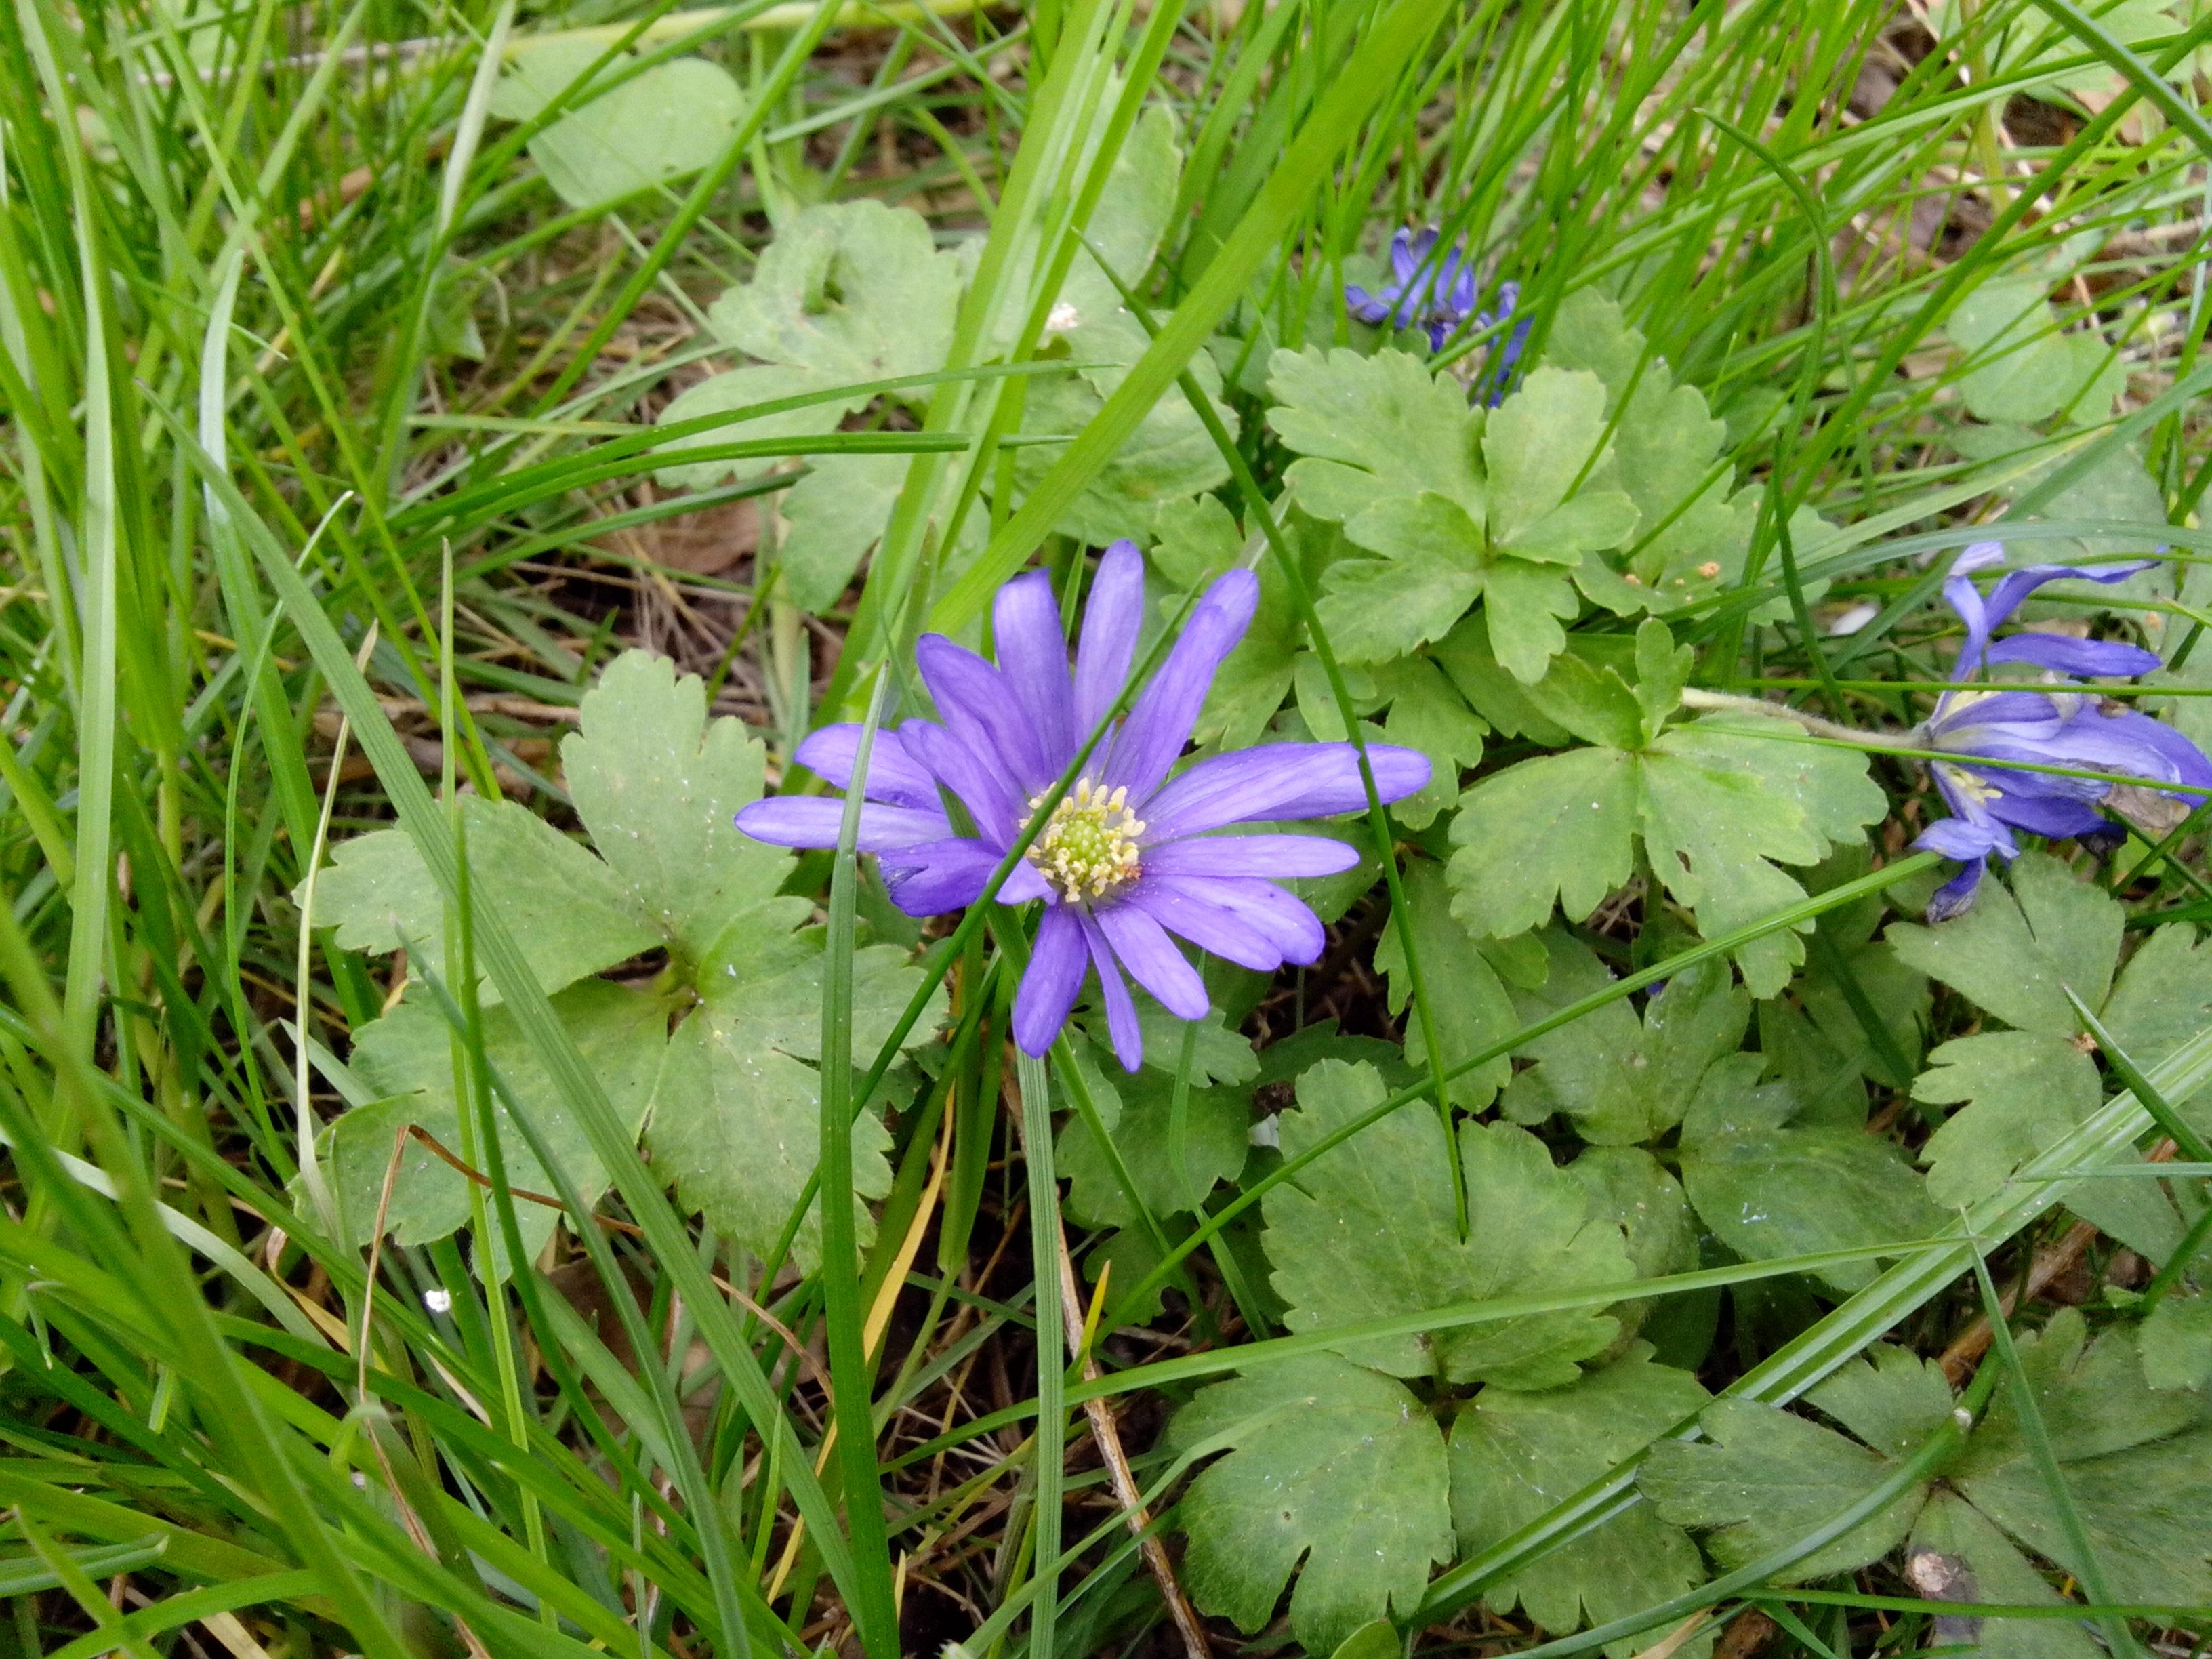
[1913,542,2212,918]
[1345,226,1528,402]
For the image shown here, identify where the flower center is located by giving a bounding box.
[1027,779,1144,902]
[1938,762,2003,807]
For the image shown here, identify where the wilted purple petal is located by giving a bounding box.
[1391,228,1429,285]
[1925,857,1988,922]
[2043,705,2212,794]
[917,635,1050,794]
[1013,906,1088,1057]
[1105,568,1259,800]
[1094,905,1209,1020]
[1141,741,1430,840]
[794,723,941,810]
[993,571,1076,766]
[1984,633,2162,678]
[1932,688,2068,743]
[1141,834,1364,880]
[1124,882,1285,973]
[1075,540,1144,737]
[1078,910,1143,1071]
[734,797,949,852]
[1148,874,1327,965]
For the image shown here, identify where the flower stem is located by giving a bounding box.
[1678,686,1881,745]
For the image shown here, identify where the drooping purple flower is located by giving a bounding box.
[736,541,1430,1067]
[1912,541,2211,920]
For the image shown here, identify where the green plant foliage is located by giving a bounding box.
[1011,106,1242,544]
[1269,348,1637,680]
[1501,941,1748,1145]
[490,41,747,209]
[1889,852,2212,1205]
[1057,1042,1250,1225]
[1647,1315,2212,1606]
[1676,1054,1942,1293]
[1171,1354,1454,1652]
[310,651,939,1268]
[326,979,667,1274]
[1539,289,1831,618]
[1449,1346,1713,1657]
[1261,1061,1633,1387]
[1946,272,2126,426]
[2142,1296,2212,1392]
[1446,694,1884,994]
[1642,1347,1955,1579]
[1372,861,1518,1109]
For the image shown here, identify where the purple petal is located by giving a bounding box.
[1076,910,1143,1071]
[1390,228,1427,285]
[2043,705,2212,795]
[1913,814,2013,862]
[900,718,1022,846]
[1931,688,2067,744]
[878,836,1050,916]
[1925,857,1988,922]
[1139,742,1430,840]
[734,797,949,852]
[1075,540,1145,739]
[994,570,1076,769]
[1988,793,2115,840]
[1105,568,1259,800]
[1984,556,2157,634]
[1140,834,1364,880]
[794,723,941,810]
[1143,873,1326,966]
[1951,750,2105,804]
[1092,904,1209,1020]
[1984,634,2163,678]
[1013,906,1088,1057]
[1123,882,1285,973]
[1942,544,2004,674]
[916,635,1050,794]
[1344,285,1393,326]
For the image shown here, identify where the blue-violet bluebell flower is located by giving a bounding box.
[1912,540,2211,920]
[735,541,1431,1067]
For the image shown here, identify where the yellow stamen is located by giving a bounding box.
[1025,777,1145,902]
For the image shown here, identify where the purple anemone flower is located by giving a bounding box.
[735,541,1431,1067]
[1345,227,1481,353]
[1912,541,2212,920]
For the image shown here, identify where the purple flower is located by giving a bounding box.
[1345,227,1481,353]
[1912,541,2211,920]
[1468,278,1532,408]
[735,541,1430,1067]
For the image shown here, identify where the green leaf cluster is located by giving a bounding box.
[1645,1313,2212,1650]
[1172,1057,1713,1651]
[1444,627,1884,994]
[1889,852,2212,1212]
[310,650,941,1270]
